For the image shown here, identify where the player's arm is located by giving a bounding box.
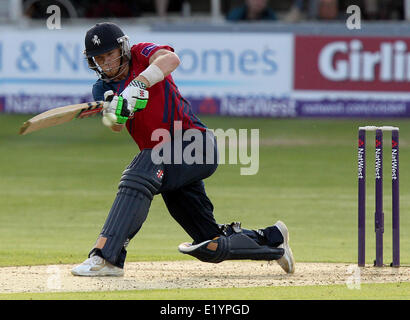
[110,123,124,132]
[134,49,180,88]
[102,49,179,130]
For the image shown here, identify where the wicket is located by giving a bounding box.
[357,126,400,268]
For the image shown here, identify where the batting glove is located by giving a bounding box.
[102,82,148,127]
[121,80,149,112]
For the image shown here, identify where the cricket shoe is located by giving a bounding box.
[71,254,124,277]
[273,221,295,274]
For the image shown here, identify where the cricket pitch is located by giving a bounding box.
[0,261,409,293]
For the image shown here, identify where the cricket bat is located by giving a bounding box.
[19,101,104,135]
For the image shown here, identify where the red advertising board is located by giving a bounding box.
[294,35,410,92]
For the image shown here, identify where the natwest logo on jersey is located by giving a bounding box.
[294,35,410,92]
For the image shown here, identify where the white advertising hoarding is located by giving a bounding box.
[0,27,293,98]
[143,32,293,97]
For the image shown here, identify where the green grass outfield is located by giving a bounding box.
[0,114,409,299]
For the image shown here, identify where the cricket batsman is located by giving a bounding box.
[71,22,295,276]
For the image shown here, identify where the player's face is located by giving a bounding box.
[94,48,122,77]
